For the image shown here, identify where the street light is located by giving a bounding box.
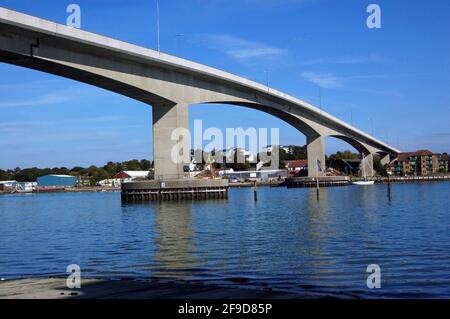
[156,0,160,52]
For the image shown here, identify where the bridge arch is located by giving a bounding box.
[202,101,322,139]
[329,135,372,156]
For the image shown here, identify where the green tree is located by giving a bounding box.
[0,169,13,181]
[278,145,306,161]
[103,161,119,178]
[140,159,152,170]
[123,159,141,171]
[92,168,109,183]
[329,150,360,160]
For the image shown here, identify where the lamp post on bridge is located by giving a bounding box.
[156,0,161,52]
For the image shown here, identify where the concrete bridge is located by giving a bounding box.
[0,8,400,179]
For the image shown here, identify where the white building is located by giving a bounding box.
[0,180,17,187]
[111,171,151,186]
[17,182,37,191]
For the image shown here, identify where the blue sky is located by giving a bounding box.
[0,0,449,169]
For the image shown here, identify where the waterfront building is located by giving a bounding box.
[37,175,77,187]
[392,150,440,176]
[77,176,93,186]
[393,152,414,175]
[438,153,449,173]
[0,180,17,191]
[286,160,308,176]
[0,181,36,192]
[97,179,121,188]
[16,182,37,192]
[113,171,151,184]
[410,150,439,176]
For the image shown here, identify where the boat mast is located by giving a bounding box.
[362,153,366,179]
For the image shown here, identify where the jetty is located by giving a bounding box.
[285,176,350,188]
[377,175,450,184]
[121,179,229,201]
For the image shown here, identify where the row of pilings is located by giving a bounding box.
[121,179,230,202]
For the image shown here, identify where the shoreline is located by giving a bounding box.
[1,176,448,196]
[0,277,337,299]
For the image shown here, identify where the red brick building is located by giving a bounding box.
[393,150,441,176]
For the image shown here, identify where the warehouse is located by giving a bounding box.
[37,175,77,188]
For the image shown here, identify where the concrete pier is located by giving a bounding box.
[306,135,326,178]
[153,102,189,180]
[121,179,229,201]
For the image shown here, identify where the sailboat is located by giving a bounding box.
[352,154,375,186]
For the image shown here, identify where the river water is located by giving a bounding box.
[1,183,449,298]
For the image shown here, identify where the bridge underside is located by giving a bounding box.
[0,8,399,179]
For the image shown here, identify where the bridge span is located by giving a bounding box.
[0,7,400,178]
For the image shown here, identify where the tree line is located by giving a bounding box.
[0,159,152,183]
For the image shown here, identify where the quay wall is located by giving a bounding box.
[121,179,229,201]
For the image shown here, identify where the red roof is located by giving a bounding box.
[397,152,413,162]
[113,172,132,179]
[412,150,434,156]
[286,160,308,168]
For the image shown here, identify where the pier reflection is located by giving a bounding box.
[152,202,201,279]
[307,187,329,239]
[304,188,333,269]
[387,184,392,205]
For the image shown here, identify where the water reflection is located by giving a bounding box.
[153,202,201,279]
[304,188,335,271]
[387,184,392,205]
[359,185,378,209]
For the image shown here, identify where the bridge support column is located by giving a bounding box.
[153,103,189,180]
[307,135,326,178]
[380,154,391,166]
[361,153,375,177]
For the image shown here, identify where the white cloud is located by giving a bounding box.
[301,54,385,66]
[195,34,287,63]
[0,79,63,90]
[0,116,129,131]
[301,72,342,89]
[300,71,442,90]
[0,85,117,109]
[0,93,71,108]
